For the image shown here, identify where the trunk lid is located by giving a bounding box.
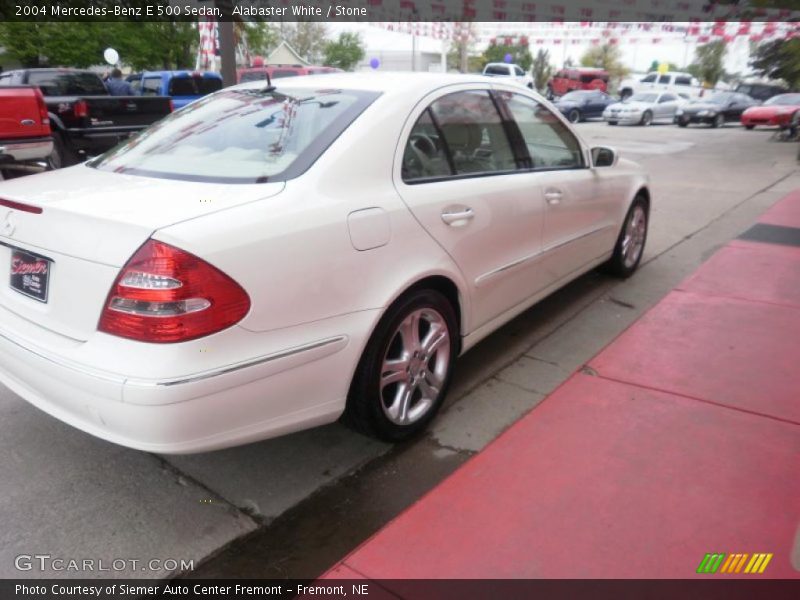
[0,165,283,341]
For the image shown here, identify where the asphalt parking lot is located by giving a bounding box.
[2,121,798,580]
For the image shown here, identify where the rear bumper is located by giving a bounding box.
[0,136,53,163]
[0,310,377,453]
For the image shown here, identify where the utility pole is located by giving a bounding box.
[214,0,237,87]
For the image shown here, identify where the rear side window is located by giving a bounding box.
[271,70,301,78]
[484,65,509,76]
[239,71,267,83]
[168,77,197,96]
[27,71,106,96]
[197,78,222,94]
[580,74,599,83]
[89,87,381,184]
[501,93,583,170]
[402,90,516,182]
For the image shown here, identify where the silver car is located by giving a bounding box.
[604,92,688,126]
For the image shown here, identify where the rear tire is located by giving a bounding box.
[744,124,755,130]
[607,121,618,126]
[48,133,76,169]
[603,196,649,279]
[677,117,689,128]
[712,114,725,128]
[341,289,459,442]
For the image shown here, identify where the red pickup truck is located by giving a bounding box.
[0,86,53,179]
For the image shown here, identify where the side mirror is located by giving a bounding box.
[591,146,617,168]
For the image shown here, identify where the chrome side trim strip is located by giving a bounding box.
[143,336,348,387]
[474,223,616,287]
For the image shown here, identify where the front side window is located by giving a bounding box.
[641,74,657,83]
[89,87,380,184]
[658,75,671,84]
[501,93,583,170]
[675,76,692,86]
[141,78,161,96]
[660,94,676,103]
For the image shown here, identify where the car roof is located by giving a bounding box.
[231,72,502,95]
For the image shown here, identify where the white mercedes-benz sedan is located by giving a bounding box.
[0,73,650,453]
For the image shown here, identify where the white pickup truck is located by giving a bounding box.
[482,63,534,89]
[618,71,704,101]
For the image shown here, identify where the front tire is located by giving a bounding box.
[567,109,581,124]
[342,289,458,442]
[603,196,649,278]
[744,124,755,130]
[640,110,653,126]
[677,117,689,127]
[712,114,725,128]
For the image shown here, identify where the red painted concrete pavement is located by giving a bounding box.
[322,192,800,585]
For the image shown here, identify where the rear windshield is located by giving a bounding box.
[167,76,222,96]
[28,71,107,96]
[88,87,380,184]
[580,73,607,83]
[272,70,302,78]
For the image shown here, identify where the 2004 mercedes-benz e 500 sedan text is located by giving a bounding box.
[0,73,650,453]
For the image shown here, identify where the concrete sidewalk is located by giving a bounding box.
[322,192,800,582]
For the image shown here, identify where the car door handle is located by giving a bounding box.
[544,189,563,205]
[441,207,474,226]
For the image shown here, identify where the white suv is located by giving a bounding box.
[618,71,703,101]
[482,63,534,89]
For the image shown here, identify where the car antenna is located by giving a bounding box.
[261,72,275,93]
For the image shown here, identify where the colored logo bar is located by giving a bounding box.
[697,553,773,574]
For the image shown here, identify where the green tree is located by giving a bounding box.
[0,21,196,70]
[283,22,329,64]
[691,40,727,86]
[580,43,629,82]
[482,38,533,72]
[323,32,365,71]
[242,23,279,58]
[531,48,553,92]
[750,38,800,89]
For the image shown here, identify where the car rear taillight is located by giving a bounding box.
[73,99,88,119]
[98,240,250,343]
[169,99,174,112]
[34,88,50,128]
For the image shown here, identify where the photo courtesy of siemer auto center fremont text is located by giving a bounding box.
[0,0,798,598]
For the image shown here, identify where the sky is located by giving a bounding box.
[328,22,757,76]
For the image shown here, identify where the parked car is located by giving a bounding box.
[0,68,172,166]
[618,71,703,101]
[0,85,53,178]
[740,93,800,129]
[554,90,616,123]
[734,81,788,103]
[604,92,688,126]
[132,71,223,110]
[482,63,534,88]
[236,64,341,84]
[0,73,650,453]
[676,92,758,128]
[546,67,608,99]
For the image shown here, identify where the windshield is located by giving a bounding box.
[561,91,591,102]
[764,94,800,106]
[239,71,267,83]
[28,71,107,96]
[628,93,657,103]
[89,87,380,184]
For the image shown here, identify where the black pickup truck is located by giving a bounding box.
[0,68,173,167]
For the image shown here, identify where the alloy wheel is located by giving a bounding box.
[621,205,647,269]
[379,308,451,426]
